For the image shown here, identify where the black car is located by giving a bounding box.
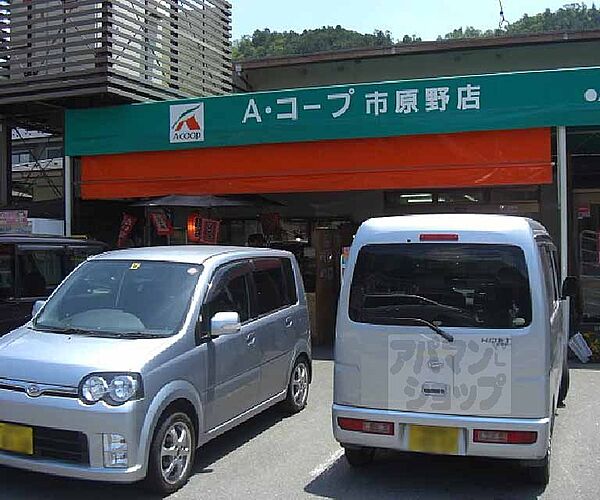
[0,234,107,335]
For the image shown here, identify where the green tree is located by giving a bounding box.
[442,2,600,39]
[233,26,395,60]
[506,3,600,34]
[232,3,600,60]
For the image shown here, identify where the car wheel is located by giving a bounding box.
[145,412,196,494]
[282,357,310,414]
[558,355,570,407]
[344,446,375,467]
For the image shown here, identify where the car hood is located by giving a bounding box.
[0,327,171,387]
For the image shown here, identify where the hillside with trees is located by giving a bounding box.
[233,3,600,60]
[232,26,401,60]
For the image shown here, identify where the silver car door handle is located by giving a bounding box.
[285,317,294,328]
[246,333,256,346]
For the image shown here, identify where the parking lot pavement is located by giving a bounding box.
[2,356,600,499]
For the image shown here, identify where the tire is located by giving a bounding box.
[525,420,552,487]
[527,453,550,486]
[282,357,310,414]
[344,446,375,467]
[145,411,196,495]
[558,355,570,407]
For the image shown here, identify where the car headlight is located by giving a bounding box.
[81,375,109,403]
[79,373,143,406]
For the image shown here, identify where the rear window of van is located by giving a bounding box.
[349,244,531,329]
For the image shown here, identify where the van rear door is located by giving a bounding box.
[346,242,537,418]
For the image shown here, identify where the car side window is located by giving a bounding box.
[282,258,298,305]
[204,262,251,323]
[549,248,561,299]
[252,258,292,316]
[538,245,558,313]
[17,246,64,298]
[0,244,14,299]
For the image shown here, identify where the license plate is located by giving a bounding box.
[408,425,459,454]
[0,422,34,455]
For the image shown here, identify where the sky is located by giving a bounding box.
[232,0,577,41]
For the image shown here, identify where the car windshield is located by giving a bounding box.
[34,259,203,337]
[349,243,531,329]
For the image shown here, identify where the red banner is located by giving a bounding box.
[149,210,173,236]
[187,214,220,244]
[117,213,137,248]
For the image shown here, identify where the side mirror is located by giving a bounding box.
[210,312,241,336]
[31,300,46,318]
[561,276,578,300]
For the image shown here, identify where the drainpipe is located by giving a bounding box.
[64,155,73,236]
[557,126,571,339]
[557,126,568,281]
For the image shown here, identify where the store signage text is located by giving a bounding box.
[241,84,481,125]
[66,66,600,156]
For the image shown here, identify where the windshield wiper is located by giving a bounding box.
[31,325,97,336]
[31,326,164,339]
[393,317,454,343]
[105,332,169,339]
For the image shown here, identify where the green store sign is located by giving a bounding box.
[66,66,600,156]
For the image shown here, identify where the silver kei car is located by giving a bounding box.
[0,246,311,494]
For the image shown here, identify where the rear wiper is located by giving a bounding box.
[394,317,454,343]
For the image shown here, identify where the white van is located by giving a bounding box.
[333,214,575,485]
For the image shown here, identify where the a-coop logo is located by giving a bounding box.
[170,103,205,143]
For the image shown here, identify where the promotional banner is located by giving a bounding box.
[187,214,220,244]
[0,210,28,234]
[117,213,137,248]
[149,210,173,236]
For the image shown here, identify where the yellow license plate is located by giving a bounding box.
[0,422,34,455]
[408,425,459,455]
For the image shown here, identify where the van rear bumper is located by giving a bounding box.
[332,404,550,461]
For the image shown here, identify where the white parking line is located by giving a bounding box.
[310,449,344,479]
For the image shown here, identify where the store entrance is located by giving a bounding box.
[570,128,600,330]
[573,193,600,326]
[123,185,550,346]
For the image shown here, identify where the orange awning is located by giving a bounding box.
[80,128,552,199]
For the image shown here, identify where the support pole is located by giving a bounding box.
[0,120,11,207]
[557,126,568,281]
[64,155,73,236]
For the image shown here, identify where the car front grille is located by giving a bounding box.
[34,426,89,465]
[0,378,78,399]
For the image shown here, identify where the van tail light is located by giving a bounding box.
[419,233,459,242]
[473,429,537,444]
[337,417,395,436]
